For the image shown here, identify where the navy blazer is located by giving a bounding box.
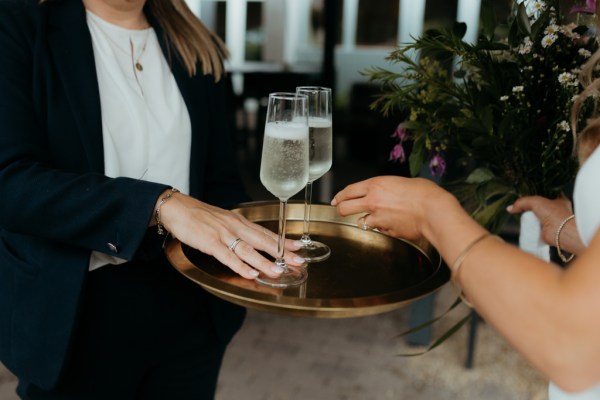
[0,0,246,390]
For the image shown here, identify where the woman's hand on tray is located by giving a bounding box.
[159,192,305,279]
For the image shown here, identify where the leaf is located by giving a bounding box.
[453,69,467,79]
[531,6,553,38]
[395,297,463,338]
[409,144,425,177]
[435,104,462,120]
[508,16,521,47]
[516,3,532,36]
[452,22,467,39]
[476,41,510,51]
[472,193,513,231]
[480,0,497,40]
[480,105,494,134]
[397,313,472,357]
[466,168,494,184]
[399,120,425,130]
[477,181,516,202]
[424,28,444,39]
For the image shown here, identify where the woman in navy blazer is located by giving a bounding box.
[0,0,301,398]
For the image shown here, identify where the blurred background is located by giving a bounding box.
[182,0,517,203]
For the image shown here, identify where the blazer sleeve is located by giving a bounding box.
[0,2,167,260]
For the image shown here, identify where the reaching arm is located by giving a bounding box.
[332,176,600,392]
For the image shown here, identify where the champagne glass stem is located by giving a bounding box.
[301,181,314,243]
[276,199,288,269]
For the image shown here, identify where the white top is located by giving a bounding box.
[549,145,600,398]
[86,11,192,270]
[574,145,600,246]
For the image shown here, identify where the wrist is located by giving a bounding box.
[421,191,464,247]
[555,214,576,263]
[154,188,179,235]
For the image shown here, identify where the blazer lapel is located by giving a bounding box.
[46,0,104,173]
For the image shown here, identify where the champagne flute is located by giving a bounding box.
[294,86,333,262]
[257,92,309,287]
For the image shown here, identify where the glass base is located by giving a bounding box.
[255,265,308,288]
[295,240,331,263]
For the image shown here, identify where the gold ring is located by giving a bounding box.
[228,237,243,252]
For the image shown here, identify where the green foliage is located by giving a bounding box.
[365,0,598,233]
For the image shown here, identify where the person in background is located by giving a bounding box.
[0,0,303,398]
[332,18,600,400]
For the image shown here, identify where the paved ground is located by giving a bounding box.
[214,285,548,400]
[0,286,548,400]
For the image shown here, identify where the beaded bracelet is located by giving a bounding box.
[555,214,575,264]
[450,233,499,308]
[155,188,179,235]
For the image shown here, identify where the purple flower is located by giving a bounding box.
[391,124,408,141]
[389,143,406,163]
[570,0,596,14]
[429,153,446,177]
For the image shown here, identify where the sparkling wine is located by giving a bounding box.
[260,122,309,200]
[307,117,333,182]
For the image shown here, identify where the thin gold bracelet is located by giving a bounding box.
[450,233,499,308]
[155,188,179,236]
[555,214,575,264]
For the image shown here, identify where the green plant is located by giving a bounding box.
[366,0,598,234]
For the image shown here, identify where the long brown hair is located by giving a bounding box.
[148,0,228,80]
[40,0,228,80]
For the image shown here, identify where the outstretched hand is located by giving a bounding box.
[158,191,304,280]
[331,176,458,242]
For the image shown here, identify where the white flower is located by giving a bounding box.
[558,72,574,85]
[500,95,509,101]
[558,121,570,131]
[558,71,580,87]
[579,48,592,58]
[518,37,533,54]
[512,86,524,93]
[517,0,545,18]
[532,0,546,12]
[544,24,560,35]
[541,33,558,48]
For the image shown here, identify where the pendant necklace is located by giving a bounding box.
[89,15,150,95]
[128,33,149,95]
[130,34,149,72]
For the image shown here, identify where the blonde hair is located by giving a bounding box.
[571,10,600,163]
[40,0,228,80]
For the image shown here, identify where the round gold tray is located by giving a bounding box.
[165,201,449,318]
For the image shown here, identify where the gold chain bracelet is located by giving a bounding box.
[555,214,575,263]
[155,188,179,236]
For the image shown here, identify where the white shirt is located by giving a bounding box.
[86,11,192,271]
[549,145,600,398]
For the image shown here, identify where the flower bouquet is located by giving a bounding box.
[366,0,598,233]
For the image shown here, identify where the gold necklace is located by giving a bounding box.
[129,33,149,72]
[88,14,151,91]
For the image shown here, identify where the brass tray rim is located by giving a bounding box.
[165,201,450,318]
